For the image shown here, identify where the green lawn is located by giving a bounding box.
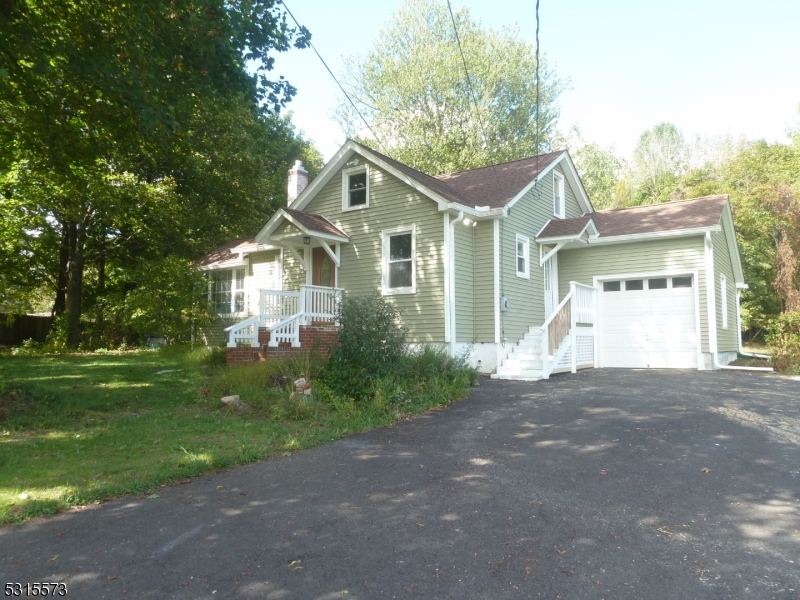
[0,349,474,525]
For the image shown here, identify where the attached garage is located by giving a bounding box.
[597,274,699,369]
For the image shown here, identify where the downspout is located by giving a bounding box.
[449,211,464,356]
[706,232,772,372]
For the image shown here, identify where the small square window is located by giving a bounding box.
[648,278,668,290]
[625,279,644,291]
[673,276,692,288]
[342,166,369,210]
[603,281,621,292]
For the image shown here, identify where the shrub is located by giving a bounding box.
[766,311,800,373]
[323,294,407,400]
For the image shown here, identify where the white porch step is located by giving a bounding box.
[491,367,543,381]
[500,358,543,370]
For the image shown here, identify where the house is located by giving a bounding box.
[197,139,746,379]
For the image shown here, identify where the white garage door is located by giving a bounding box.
[599,275,698,369]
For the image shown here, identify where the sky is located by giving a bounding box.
[270,0,800,162]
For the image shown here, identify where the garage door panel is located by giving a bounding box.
[600,276,697,369]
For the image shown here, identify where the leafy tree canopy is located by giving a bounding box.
[335,0,564,175]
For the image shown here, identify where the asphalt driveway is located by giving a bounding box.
[2,369,799,599]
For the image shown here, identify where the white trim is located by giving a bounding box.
[515,233,530,279]
[535,219,599,244]
[341,164,370,212]
[284,245,306,270]
[721,202,745,284]
[705,232,719,363]
[381,225,417,295]
[197,260,247,272]
[585,226,720,246]
[553,171,565,219]
[539,242,565,266]
[443,213,451,343]
[493,219,501,344]
[256,207,349,245]
[505,151,594,215]
[319,239,339,267]
[448,212,464,354]
[592,269,703,370]
[305,244,313,285]
[721,273,728,329]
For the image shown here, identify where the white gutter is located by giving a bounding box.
[706,232,772,372]
[449,211,465,356]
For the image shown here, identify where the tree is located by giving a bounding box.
[334,0,564,175]
[572,142,625,209]
[0,0,313,346]
[630,122,688,205]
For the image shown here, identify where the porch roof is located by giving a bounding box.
[195,237,257,269]
[256,207,349,246]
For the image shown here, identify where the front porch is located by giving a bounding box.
[224,284,343,364]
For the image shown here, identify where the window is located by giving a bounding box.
[672,276,692,288]
[648,278,668,289]
[515,234,530,278]
[382,226,415,294]
[209,268,245,314]
[603,281,621,292]
[625,279,644,291]
[721,274,728,328]
[342,165,369,210]
[553,171,565,218]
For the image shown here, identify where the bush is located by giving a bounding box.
[323,294,408,400]
[766,311,800,373]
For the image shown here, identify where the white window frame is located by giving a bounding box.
[515,234,530,279]
[553,171,565,219]
[342,164,370,212]
[720,273,728,329]
[381,225,416,295]
[208,267,246,315]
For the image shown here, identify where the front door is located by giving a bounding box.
[311,246,336,287]
[543,255,559,318]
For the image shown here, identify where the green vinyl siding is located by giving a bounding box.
[275,221,301,237]
[247,250,281,315]
[453,222,474,342]
[297,158,445,342]
[713,225,738,352]
[198,316,237,347]
[282,248,306,291]
[472,221,496,342]
[557,236,710,352]
[498,163,586,342]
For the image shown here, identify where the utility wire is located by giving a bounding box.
[280,0,386,152]
[445,0,504,199]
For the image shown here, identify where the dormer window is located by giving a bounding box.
[553,171,565,218]
[342,165,369,211]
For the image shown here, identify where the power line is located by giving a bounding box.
[444,0,504,198]
[280,0,386,152]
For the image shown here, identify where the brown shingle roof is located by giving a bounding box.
[195,237,257,268]
[352,140,564,209]
[283,208,348,238]
[537,195,728,240]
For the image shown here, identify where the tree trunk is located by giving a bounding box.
[53,223,70,316]
[65,220,87,348]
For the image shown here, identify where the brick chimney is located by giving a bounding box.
[287,160,308,206]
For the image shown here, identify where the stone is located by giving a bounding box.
[220,395,251,411]
[293,378,307,393]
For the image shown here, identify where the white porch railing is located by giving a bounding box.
[225,285,343,348]
[540,282,597,378]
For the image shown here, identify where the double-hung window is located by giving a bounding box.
[342,165,369,210]
[516,234,530,278]
[553,171,565,218]
[209,268,246,314]
[382,226,416,294]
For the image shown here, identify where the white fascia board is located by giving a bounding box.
[442,203,504,219]
[292,140,453,213]
[722,202,745,284]
[585,226,721,246]
[505,151,566,212]
[256,209,349,245]
[197,260,247,271]
[503,151,594,215]
[255,207,294,244]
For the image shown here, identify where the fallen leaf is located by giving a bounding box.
[108,575,117,580]
[656,527,673,535]
[282,451,292,457]
[701,467,711,473]
[556,549,566,555]
[146,493,159,499]
[48,555,58,562]
[599,470,607,475]
[415,522,425,527]
[288,560,303,570]
[562,569,575,575]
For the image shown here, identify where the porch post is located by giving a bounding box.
[570,282,577,374]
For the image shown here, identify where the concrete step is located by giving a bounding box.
[491,367,544,380]
[501,358,543,370]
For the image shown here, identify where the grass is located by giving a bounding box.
[0,345,476,525]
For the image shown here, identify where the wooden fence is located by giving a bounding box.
[0,314,53,345]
